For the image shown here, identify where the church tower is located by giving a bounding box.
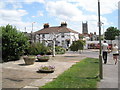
[82,21,88,34]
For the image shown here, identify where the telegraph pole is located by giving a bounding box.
[98,0,103,79]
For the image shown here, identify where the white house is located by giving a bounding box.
[34,22,79,49]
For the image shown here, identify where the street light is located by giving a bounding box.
[31,22,36,43]
[32,22,36,33]
[98,0,103,79]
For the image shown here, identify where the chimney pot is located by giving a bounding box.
[61,22,67,27]
[44,23,49,28]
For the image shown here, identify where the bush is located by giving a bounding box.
[70,40,86,51]
[26,42,50,55]
[55,46,66,54]
[2,24,29,62]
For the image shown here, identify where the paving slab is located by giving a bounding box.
[97,53,118,89]
[2,68,47,88]
[2,53,86,89]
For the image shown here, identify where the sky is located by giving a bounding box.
[0,0,119,34]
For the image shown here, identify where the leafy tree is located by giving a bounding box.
[2,24,29,62]
[105,27,120,44]
[70,40,86,52]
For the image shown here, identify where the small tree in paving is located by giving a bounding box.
[70,40,86,53]
[2,24,29,62]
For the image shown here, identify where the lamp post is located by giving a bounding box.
[31,22,36,43]
[98,0,103,79]
[32,22,36,32]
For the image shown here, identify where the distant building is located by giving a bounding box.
[34,22,79,49]
[82,22,88,34]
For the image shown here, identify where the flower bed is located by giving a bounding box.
[38,65,55,73]
[37,55,49,62]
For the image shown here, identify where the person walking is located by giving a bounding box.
[112,44,119,65]
[102,41,108,64]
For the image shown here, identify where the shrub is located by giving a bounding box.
[70,40,86,51]
[2,24,29,62]
[27,42,50,55]
[55,46,66,54]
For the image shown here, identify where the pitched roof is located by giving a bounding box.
[34,26,79,34]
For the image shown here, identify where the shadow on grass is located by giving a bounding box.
[66,75,99,79]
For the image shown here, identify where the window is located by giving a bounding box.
[62,40,65,46]
[42,34,45,38]
[61,33,65,38]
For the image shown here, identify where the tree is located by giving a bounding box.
[2,24,29,62]
[70,40,86,52]
[105,27,120,44]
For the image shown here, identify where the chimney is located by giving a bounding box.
[44,23,49,28]
[61,22,67,27]
[94,32,96,35]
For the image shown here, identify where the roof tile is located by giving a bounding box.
[35,26,79,34]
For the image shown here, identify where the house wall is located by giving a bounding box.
[35,32,79,48]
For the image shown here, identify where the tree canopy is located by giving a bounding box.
[2,24,29,62]
[70,40,86,51]
[104,27,120,41]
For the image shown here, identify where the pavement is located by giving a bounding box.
[1,49,119,89]
[97,52,119,89]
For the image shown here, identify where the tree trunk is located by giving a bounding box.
[111,40,112,49]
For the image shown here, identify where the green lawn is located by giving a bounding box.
[40,58,100,88]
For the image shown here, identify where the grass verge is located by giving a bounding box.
[40,58,100,88]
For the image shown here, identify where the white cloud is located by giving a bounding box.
[37,10,43,16]
[0,9,31,32]
[32,10,43,18]
[46,1,83,21]
[0,9,28,21]
[45,1,96,33]
[45,0,117,34]
[0,0,118,34]
[1,0,45,3]
[0,2,6,9]
[12,2,23,9]
[23,0,45,4]
[55,0,118,15]
[0,0,43,32]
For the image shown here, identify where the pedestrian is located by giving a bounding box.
[102,41,109,64]
[112,44,119,65]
